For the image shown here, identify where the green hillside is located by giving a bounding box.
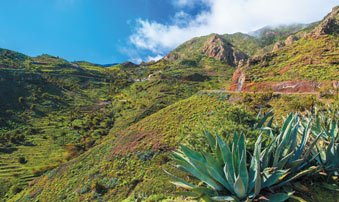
[1,6,339,202]
[244,35,339,82]
[0,44,236,199]
[4,93,269,202]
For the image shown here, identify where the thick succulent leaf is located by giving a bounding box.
[287,124,299,154]
[292,119,311,162]
[180,145,206,163]
[215,140,225,167]
[202,152,233,191]
[256,108,263,120]
[266,193,289,202]
[272,166,318,189]
[170,181,196,189]
[267,116,274,128]
[203,151,223,171]
[289,195,308,202]
[205,129,217,150]
[249,135,262,192]
[218,136,235,181]
[262,169,289,188]
[191,187,217,196]
[303,132,322,161]
[330,122,338,138]
[256,110,273,129]
[173,152,223,191]
[277,152,294,169]
[224,164,235,194]
[286,159,304,169]
[164,170,196,189]
[211,196,235,201]
[238,133,246,164]
[239,151,249,193]
[281,113,294,136]
[254,167,261,197]
[189,158,224,191]
[233,132,240,177]
[234,175,247,199]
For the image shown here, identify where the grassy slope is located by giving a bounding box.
[0,54,127,199]
[244,35,339,82]
[9,92,339,202]
[0,48,236,200]
[8,93,259,202]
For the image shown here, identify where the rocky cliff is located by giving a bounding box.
[164,34,249,67]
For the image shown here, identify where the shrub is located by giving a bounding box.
[91,181,107,194]
[9,184,23,194]
[32,164,58,176]
[18,157,27,164]
[63,144,85,161]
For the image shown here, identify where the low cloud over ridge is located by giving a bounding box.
[129,0,337,59]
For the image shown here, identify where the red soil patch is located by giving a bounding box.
[230,80,339,93]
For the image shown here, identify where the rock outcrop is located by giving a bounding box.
[273,41,285,52]
[200,34,248,66]
[285,35,299,46]
[313,6,339,36]
[163,34,249,67]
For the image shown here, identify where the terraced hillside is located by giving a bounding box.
[230,6,339,92]
[8,91,339,202]
[0,42,237,199]
[6,93,261,201]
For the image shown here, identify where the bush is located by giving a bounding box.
[63,144,85,161]
[18,157,27,164]
[32,164,58,176]
[9,184,23,194]
[90,181,106,194]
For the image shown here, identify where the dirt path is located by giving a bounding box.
[204,90,320,95]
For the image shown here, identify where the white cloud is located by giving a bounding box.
[119,47,143,64]
[146,55,163,62]
[130,0,338,56]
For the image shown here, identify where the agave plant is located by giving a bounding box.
[307,110,339,177]
[254,109,274,130]
[166,132,290,202]
[259,113,320,188]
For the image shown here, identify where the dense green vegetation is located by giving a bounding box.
[1,7,339,202]
[244,35,339,82]
[0,45,235,200]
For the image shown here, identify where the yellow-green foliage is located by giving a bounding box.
[8,94,259,202]
[245,35,339,82]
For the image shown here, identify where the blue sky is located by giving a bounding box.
[0,0,337,64]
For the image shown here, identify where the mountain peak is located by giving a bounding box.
[200,34,248,66]
[313,6,339,36]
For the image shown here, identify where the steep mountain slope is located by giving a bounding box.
[0,43,235,199]
[164,34,249,67]
[0,53,131,199]
[8,93,263,202]
[163,23,312,66]
[0,48,30,69]
[230,6,339,92]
